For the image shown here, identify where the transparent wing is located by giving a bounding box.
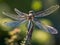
[33,20,58,34]
[33,20,49,32]
[14,8,28,16]
[45,25,58,34]
[35,5,59,17]
[2,11,25,21]
[5,20,27,28]
[5,21,20,28]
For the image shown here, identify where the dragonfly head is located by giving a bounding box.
[27,10,34,20]
[29,10,35,16]
[29,10,34,14]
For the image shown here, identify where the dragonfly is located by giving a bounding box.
[2,5,59,45]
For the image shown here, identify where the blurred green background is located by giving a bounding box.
[0,0,60,45]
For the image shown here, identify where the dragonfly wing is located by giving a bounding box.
[14,8,28,16]
[45,25,58,34]
[33,20,49,32]
[5,20,27,28]
[35,5,59,17]
[33,20,58,34]
[5,21,20,28]
[2,11,25,21]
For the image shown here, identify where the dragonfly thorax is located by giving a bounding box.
[27,13,34,20]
